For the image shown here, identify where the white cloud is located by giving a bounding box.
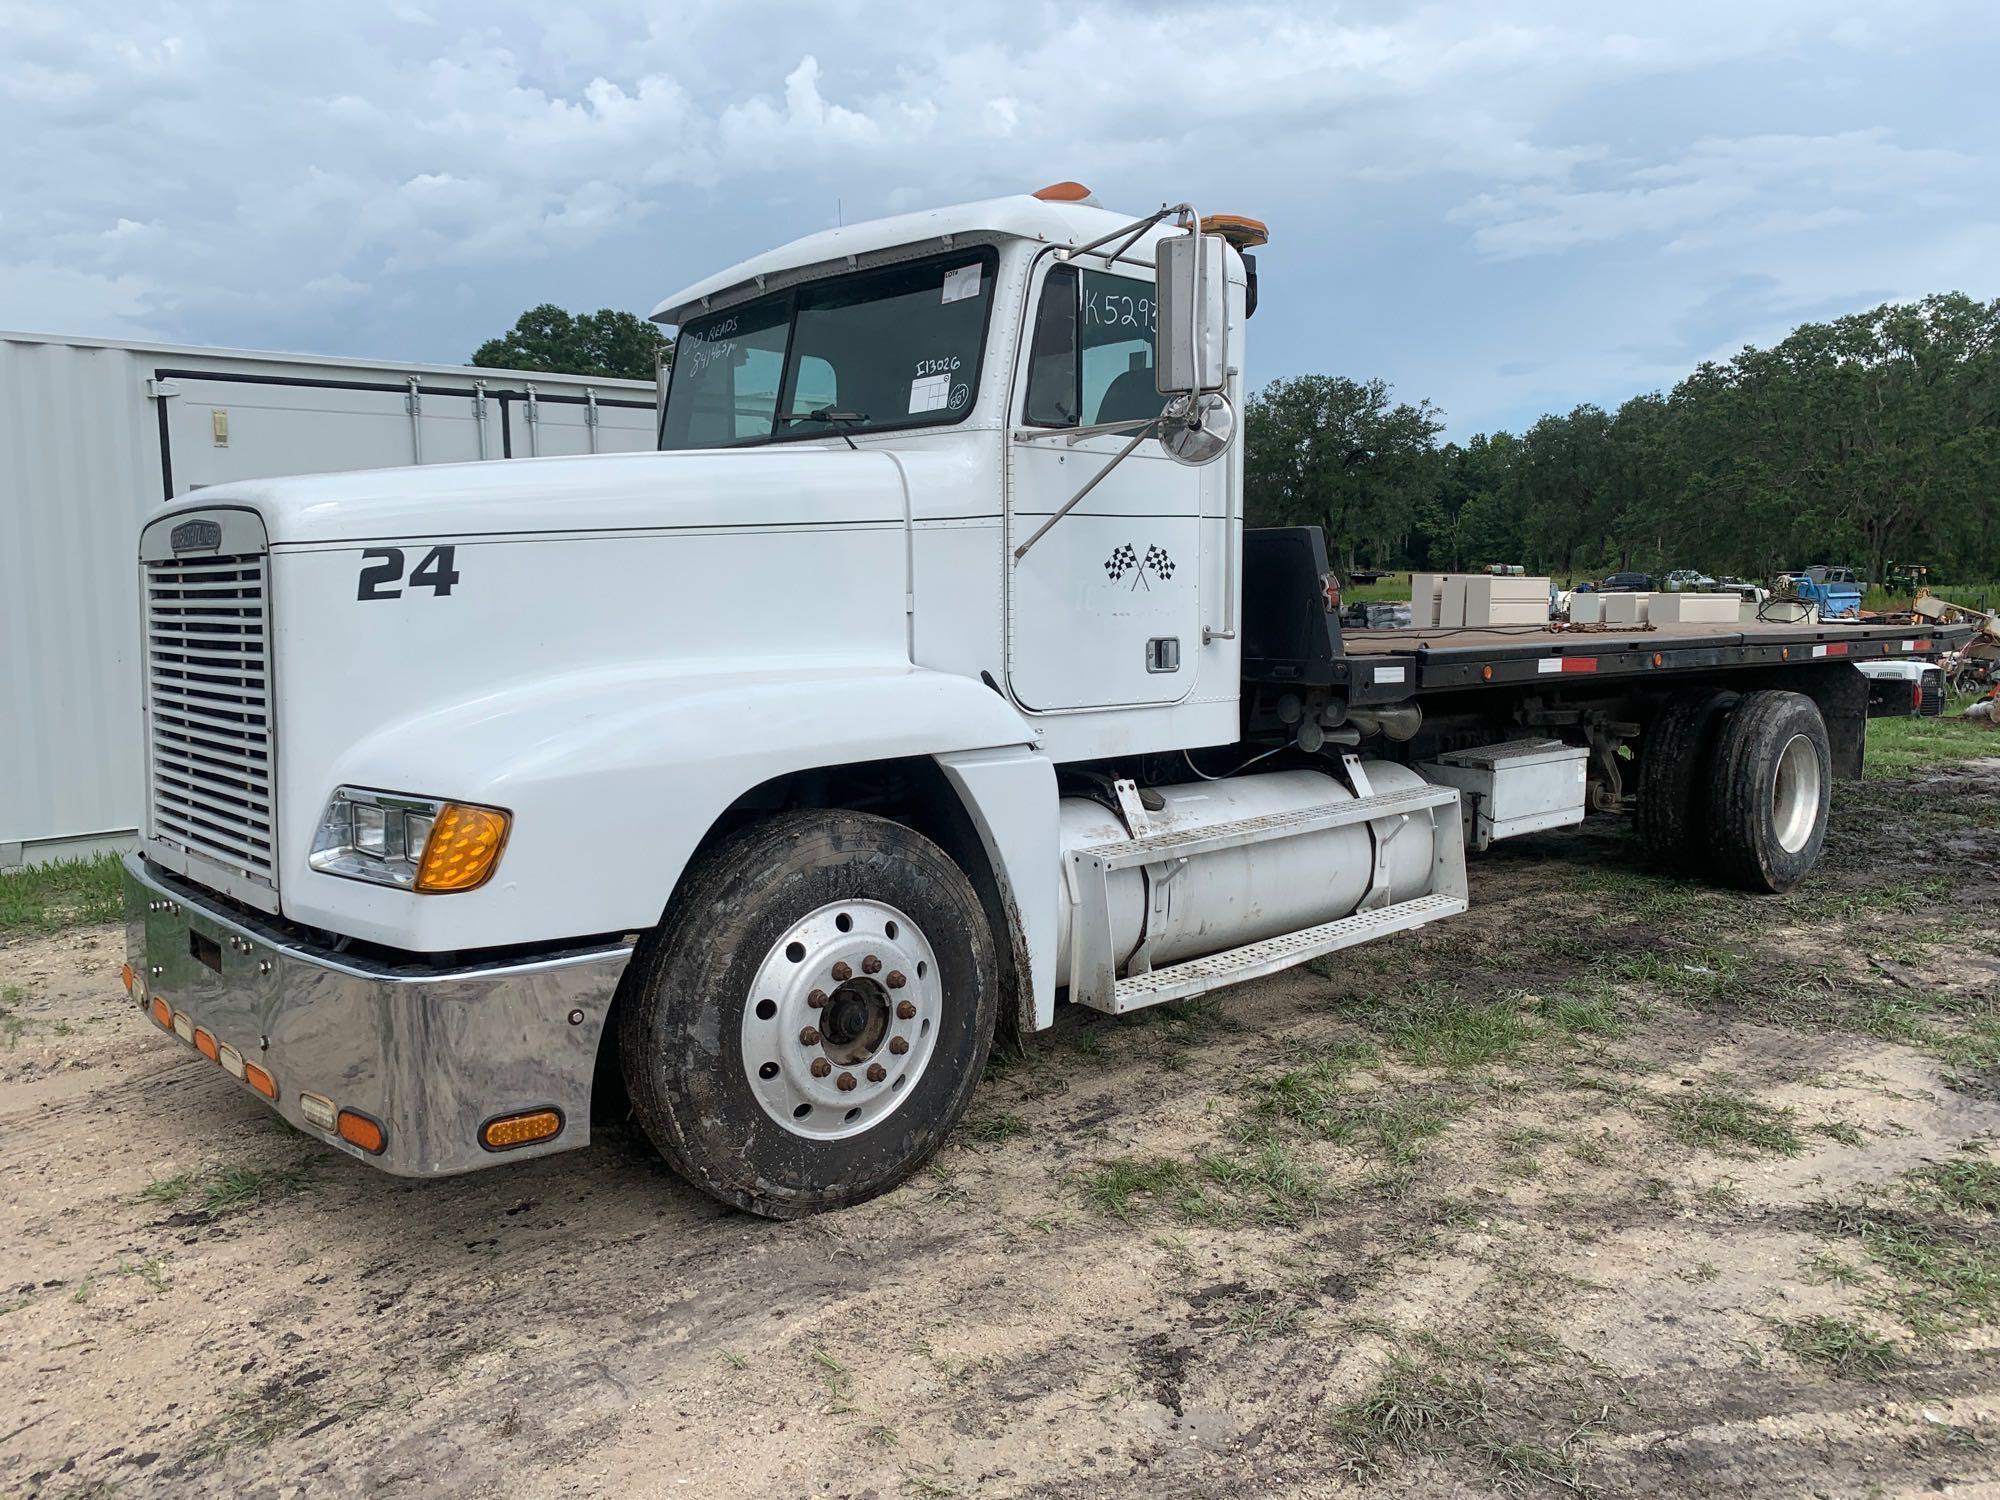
[0,0,1993,432]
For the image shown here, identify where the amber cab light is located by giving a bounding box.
[244,1063,278,1101]
[149,995,172,1029]
[1032,180,1092,202]
[193,1027,220,1062]
[121,963,136,995]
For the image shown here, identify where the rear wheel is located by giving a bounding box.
[1635,689,1738,870]
[1704,690,1831,893]
[619,809,998,1218]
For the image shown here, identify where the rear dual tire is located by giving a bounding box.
[1638,688,1831,893]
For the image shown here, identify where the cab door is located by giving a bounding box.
[1005,257,1204,711]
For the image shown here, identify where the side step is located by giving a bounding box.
[1092,891,1467,1015]
[1065,780,1469,1014]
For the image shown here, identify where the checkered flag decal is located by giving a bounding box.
[1144,545,1175,581]
[1103,543,1139,582]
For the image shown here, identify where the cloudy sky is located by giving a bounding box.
[5,0,1995,436]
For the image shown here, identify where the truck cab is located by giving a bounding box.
[121,185,1948,1218]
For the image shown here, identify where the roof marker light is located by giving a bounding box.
[1032,181,1092,202]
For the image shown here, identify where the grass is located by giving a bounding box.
[1808,1163,2000,1340]
[1370,986,1539,1071]
[140,1161,316,1219]
[1658,1089,1806,1158]
[1911,1156,2000,1216]
[1866,713,2000,780]
[0,852,124,935]
[1330,1346,1601,1492]
[1775,1315,1898,1379]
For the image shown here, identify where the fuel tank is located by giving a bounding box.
[1054,764,1437,977]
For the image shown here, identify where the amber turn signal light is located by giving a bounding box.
[193,1027,220,1062]
[244,1063,278,1101]
[121,963,136,995]
[337,1110,386,1155]
[149,995,172,1029]
[414,803,510,893]
[481,1109,562,1151]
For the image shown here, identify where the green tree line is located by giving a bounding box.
[1246,293,2000,585]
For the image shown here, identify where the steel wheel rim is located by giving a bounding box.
[1771,732,1821,854]
[740,898,943,1140]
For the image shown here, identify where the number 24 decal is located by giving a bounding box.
[357,546,460,600]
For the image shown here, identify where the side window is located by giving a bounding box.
[1081,270,1162,426]
[1022,266,1079,427]
[659,298,789,448]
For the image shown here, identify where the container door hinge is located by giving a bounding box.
[405,376,424,464]
[146,379,181,400]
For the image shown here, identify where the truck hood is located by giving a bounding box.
[160,445,914,546]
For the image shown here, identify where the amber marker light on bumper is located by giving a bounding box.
[244,1063,278,1101]
[337,1110,387,1155]
[481,1109,562,1151]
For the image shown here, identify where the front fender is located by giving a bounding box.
[277,662,1037,952]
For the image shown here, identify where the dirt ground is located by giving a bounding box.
[4,764,1999,1499]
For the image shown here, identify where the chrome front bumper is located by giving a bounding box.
[122,853,632,1176]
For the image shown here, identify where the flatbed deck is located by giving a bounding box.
[1339,618,1959,693]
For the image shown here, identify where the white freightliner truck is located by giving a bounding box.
[122,184,1960,1217]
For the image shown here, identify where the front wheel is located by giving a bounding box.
[1705,690,1831,893]
[618,810,999,1218]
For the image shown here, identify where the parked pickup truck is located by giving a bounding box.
[122,184,1965,1217]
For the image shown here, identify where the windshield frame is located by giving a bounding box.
[657,245,1003,451]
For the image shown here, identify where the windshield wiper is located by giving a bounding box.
[778,406,868,450]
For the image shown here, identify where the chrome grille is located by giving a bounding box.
[145,552,276,891]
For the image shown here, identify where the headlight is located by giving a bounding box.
[309,787,510,894]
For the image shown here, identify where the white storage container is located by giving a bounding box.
[1409,573,1445,627]
[1649,592,1738,624]
[1568,592,1605,624]
[1461,575,1551,627]
[0,331,659,867]
[1437,575,1471,627]
[1601,592,1652,625]
[1420,739,1589,851]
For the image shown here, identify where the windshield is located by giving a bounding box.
[659,248,998,449]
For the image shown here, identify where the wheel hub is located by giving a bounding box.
[739,898,942,1140]
[1770,731,1822,855]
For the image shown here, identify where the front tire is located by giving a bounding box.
[1704,690,1831,893]
[619,810,999,1218]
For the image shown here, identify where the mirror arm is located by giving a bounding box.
[1007,416,1160,446]
[1060,202,1196,265]
[1012,421,1158,562]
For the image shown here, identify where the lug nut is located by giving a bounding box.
[866,1063,887,1083]
[807,989,828,1009]
[799,1027,821,1046]
[831,962,852,982]
[886,971,906,989]
[861,954,882,975]
[836,1072,857,1092]
[895,1000,917,1020]
[811,1059,832,1078]
[889,1037,909,1055]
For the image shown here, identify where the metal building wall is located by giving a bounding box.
[0,333,657,866]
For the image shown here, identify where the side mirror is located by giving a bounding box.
[1155,229,1228,396]
[1157,392,1235,467]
